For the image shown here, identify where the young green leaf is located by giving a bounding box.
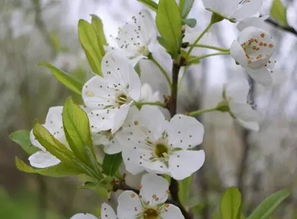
[247,189,290,219]
[78,19,106,75]
[33,123,75,165]
[33,122,100,178]
[9,130,38,155]
[137,0,158,11]
[15,157,82,177]
[156,0,182,58]
[183,18,197,27]
[220,187,242,219]
[179,0,195,18]
[63,98,97,167]
[102,153,122,176]
[39,62,83,95]
[91,15,107,55]
[178,176,192,206]
[270,0,288,27]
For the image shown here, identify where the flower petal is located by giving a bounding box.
[202,0,238,18]
[233,0,263,20]
[246,67,273,86]
[111,103,131,133]
[140,173,169,205]
[161,204,184,219]
[101,203,117,219]
[122,148,145,175]
[237,119,259,131]
[169,150,205,180]
[167,115,204,149]
[230,40,248,67]
[226,78,249,103]
[138,105,167,139]
[229,101,259,131]
[88,109,117,132]
[28,151,60,168]
[82,76,116,110]
[70,213,97,219]
[117,191,142,219]
[102,51,141,101]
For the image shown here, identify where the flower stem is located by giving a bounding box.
[148,53,172,87]
[189,44,230,52]
[187,21,213,56]
[187,107,218,116]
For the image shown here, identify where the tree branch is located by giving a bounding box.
[265,18,297,37]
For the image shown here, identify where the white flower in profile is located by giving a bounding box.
[117,106,205,180]
[71,203,117,219]
[202,0,263,21]
[117,173,184,219]
[115,10,156,61]
[230,26,275,86]
[223,78,259,131]
[82,51,141,134]
[29,106,63,168]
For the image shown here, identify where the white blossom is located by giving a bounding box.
[202,0,263,21]
[230,26,275,86]
[115,10,157,61]
[29,106,63,168]
[224,78,259,131]
[117,106,205,180]
[117,173,184,219]
[71,203,117,219]
[82,51,141,134]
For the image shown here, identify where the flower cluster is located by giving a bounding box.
[14,0,279,218]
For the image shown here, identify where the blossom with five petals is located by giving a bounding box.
[82,51,141,133]
[117,106,205,180]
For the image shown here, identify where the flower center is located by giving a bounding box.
[241,32,274,68]
[154,143,168,158]
[116,93,128,106]
[143,208,159,219]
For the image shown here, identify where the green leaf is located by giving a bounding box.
[102,153,122,176]
[63,98,98,167]
[33,123,100,178]
[137,0,158,11]
[9,130,38,155]
[178,176,192,206]
[179,0,194,18]
[78,19,106,75]
[91,15,107,55]
[270,0,288,27]
[33,123,75,165]
[247,189,290,219]
[156,0,182,58]
[220,187,242,219]
[39,62,83,95]
[15,157,82,177]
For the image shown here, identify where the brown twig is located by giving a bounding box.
[265,18,297,37]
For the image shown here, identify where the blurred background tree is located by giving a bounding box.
[1,0,297,218]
